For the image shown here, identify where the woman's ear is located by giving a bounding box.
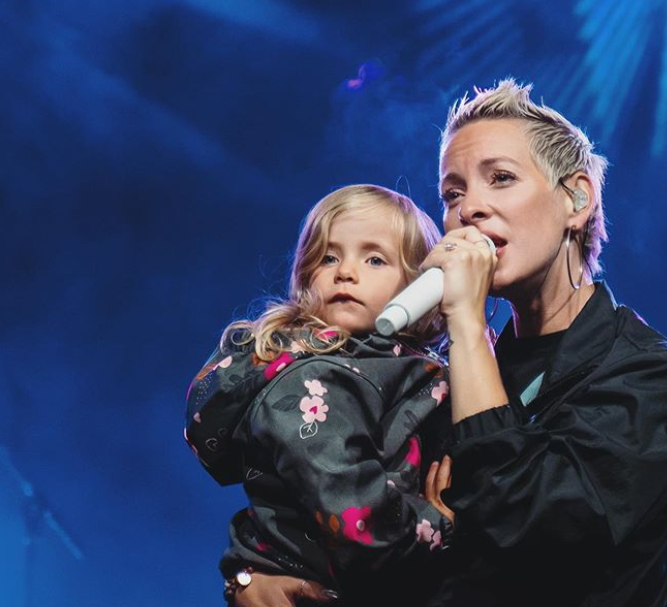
[563,172,595,230]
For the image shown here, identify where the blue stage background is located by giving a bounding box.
[2,1,667,605]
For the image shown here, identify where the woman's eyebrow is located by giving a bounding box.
[479,156,521,169]
[440,171,465,187]
[442,156,521,184]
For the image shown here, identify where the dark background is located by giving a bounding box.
[2,1,667,605]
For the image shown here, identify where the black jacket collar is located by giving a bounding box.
[496,281,618,396]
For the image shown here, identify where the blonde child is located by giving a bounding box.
[185,185,453,606]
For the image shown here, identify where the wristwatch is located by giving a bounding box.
[235,568,252,587]
[223,566,254,601]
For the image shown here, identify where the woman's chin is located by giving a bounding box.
[490,272,509,297]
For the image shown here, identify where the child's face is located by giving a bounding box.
[310,207,408,334]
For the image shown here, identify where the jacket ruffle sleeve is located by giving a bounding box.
[246,357,453,579]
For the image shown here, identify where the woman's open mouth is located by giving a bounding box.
[484,234,507,256]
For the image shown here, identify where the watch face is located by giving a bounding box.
[236,570,252,587]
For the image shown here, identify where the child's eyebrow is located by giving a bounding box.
[359,241,393,253]
[327,239,392,250]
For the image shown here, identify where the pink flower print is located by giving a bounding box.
[300,395,329,424]
[393,344,402,357]
[290,341,307,354]
[264,352,296,380]
[316,329,338,341]
[305,379,328,397]
[404,436,421,468]
[193,412,202,423]
[416,519,435,544]
[431,380,449,406]
[430,529,442,551]
[214,355,233,371]
[416,519,444,550]
[341,507,373,545]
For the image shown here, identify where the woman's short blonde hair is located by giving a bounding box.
[440,78,609,275]
[227,184,447,360]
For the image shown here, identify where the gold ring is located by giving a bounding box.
[299,579,307,598]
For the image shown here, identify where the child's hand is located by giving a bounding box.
[425,455,456,524]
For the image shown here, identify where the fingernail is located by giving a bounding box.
[321,588,339,600]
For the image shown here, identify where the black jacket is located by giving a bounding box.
[437,283,667,607]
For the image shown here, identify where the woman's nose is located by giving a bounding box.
[458,191,491,226]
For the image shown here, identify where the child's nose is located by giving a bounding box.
[335,261,358,282]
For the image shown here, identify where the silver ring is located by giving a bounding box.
[475,235,496,254]
[299,579,307,598]
[443,242,457,252]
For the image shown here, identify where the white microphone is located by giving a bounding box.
[375,235,496,336]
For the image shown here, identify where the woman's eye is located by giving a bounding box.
[491,171,516,185]
[442,190,463,206]
[368,256,386,267]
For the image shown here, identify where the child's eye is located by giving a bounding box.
[321,254,338,265]
[367,256,386,267]
[490,171,516,185]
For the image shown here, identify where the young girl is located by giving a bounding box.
[185,185,453,606]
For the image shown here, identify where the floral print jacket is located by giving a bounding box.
[185,331,453,600]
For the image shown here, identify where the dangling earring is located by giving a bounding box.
[485,296,500,345]
[565,227,584,290]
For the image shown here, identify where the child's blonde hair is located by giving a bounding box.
[226,184,447,361]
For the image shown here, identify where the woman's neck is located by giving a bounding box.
[509,280,595,338]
